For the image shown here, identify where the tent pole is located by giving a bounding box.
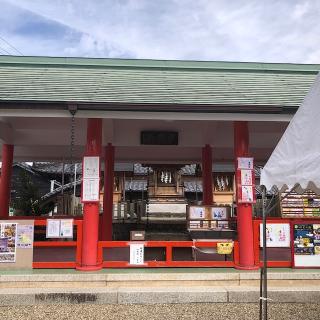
[259,186,268,320]
[262,186,268,320]
[259,267,263,320]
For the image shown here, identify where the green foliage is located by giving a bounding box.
[12,170,41,216]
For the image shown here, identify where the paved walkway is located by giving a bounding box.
[0,303,319,320]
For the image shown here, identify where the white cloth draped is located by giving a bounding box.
[260,72,320,194]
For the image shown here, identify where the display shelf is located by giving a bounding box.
[281,190,320,218]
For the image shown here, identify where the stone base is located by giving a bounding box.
[76,264,103,272]
[235,264,260,271]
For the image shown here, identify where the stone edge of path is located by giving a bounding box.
[1,271,320,283]
[1,286,320,306]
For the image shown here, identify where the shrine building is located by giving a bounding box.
[0,55,319,271]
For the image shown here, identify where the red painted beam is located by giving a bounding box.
[0,144,14,218]
[234,121,258,270]
[101,143,115,241]
[77,119,102,271]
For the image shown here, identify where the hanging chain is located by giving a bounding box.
[68,104,77,166]
[70,111,76,165]
[68,105,77,206]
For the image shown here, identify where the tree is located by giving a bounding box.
[12,170,41,216]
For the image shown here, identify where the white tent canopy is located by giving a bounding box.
[261,73,320,194]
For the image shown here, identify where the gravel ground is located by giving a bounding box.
[0,303,319,320]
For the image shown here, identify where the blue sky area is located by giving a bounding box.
[0,0,320,63]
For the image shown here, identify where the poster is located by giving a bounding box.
[241,185,254,202]
[241,170,253,185]
[238,157,253,170]
[83,156,100,178]
[17,224,34,248]
[130,243,144,265]
[189,206,205,219]
[82,178,100,202]
[46,220,73,238]
[60,219,73,238]
[293,223,320,267]
[0,223,17,263]
[46,220,60,238]
[260,223,290,247]
[211,207,227,220]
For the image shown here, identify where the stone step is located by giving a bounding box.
[1,271,320,289]
[1,286,320,305]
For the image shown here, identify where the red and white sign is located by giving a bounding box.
[237,157,256,204]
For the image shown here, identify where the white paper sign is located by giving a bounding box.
[82,178,100,202]
[46,220,60,238]
[130,243,144,265]
[60,219,73,238]
[189,207,205,219]
[83,156,100,179]
[241,185,254,202]
[238,157,254,170]
[46,220,73,238]
[241,170,253,185]
[260,223,290,247]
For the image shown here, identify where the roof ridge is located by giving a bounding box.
[0,55,319,73]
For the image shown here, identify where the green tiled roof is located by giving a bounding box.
[0,55,319,109]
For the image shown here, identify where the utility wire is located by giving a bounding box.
[0,35,23,55]
[0,45,12,55]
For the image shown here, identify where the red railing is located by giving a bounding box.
[98,240,239,268]
[253,218,292,268]
[32,219,83,269]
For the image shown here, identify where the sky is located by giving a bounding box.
[0,0,320,63]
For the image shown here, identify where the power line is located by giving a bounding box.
[0,45,12,55]
[0,35,23,55]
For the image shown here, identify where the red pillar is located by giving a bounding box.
[234,121,257,270]
[77,119,102,271]
[101,143,114,241]
[0,144,14,219]
[202,144,213,205]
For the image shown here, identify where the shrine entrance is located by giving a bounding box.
[0,55,316,271]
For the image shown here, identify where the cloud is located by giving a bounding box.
[1,0,320,63]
